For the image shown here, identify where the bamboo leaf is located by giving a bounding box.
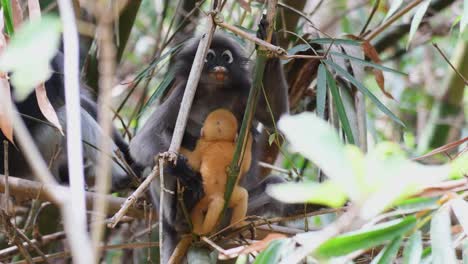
[329,51,407,75]
[430,206,456,264]
[372,236,403,264]
[324,59,405,127]
[326,68,355,144]
[407,0,431,49]
[315,216,416,257]
[310,38,362,46]
[461,0,468,35]
[316,64,327,119]
[266,181,348,208]
[253,239,288,264]
[451,199,468,236]
[384,0,404,21]
[0,0,15,35]
[0,15,61,100]
[403,231,423,264]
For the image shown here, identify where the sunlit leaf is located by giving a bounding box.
[449,152,468,179]
[371,236,403,264]
[431,206,456,264]
[403,231,422,264]
[463,239,468,264]
[407,0,431,49]
[326,68,355,144]
[0,15,61,100]
[384,0,404,21]
[316,64,327,119]
[461,0,468,35]
[324,59,405,127]
[360,143,450,219]
[451,199,468,236]
[278,113,360,200]
[315,216,416,258]
[253,239,288,264]
[266,181,348,208]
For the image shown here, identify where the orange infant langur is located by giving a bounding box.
[180,109,252,235]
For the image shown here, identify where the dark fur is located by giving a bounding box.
[0,52,132,190]
[130,22,290,261]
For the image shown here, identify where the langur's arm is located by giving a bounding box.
[129,82,185,167]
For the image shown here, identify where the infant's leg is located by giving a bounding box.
[229,186,248,228]
[191,196,210,234]
[201,195,225,234]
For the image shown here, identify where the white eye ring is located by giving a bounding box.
[205,49,216,62]
[222,50,233,64]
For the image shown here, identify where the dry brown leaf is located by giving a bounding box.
[345,34,394,100]
[413,137,468,161]
[361,40,394,100]
[240,233,287,255]
[11,0,23,28]
[35,83,64,134]
[0,76,13,143]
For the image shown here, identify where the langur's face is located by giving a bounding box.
[202,47,235,85]
[175,33,251,90]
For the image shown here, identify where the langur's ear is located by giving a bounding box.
[200,127,205,138]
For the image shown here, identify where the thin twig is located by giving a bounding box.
[167,6,218,154]
[2,140,10,214]
[433,43,468,85]
[10,242,159,264]
[56,0,94,261]
[91,2,118,261]
[107,162,161,228]
[365,0,425,41]
[0,175,148,219]
[0,231,65,259]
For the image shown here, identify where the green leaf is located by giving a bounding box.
[138,68,175,117]
[0,15,62,100]
[1,0,14,35]
[316,64,327,119]
[403,231,422,264]
[268,133,276,146]
[310,38,361,46]
[463,239,468,264]
[462,0,468,35]
[451,199,468,236]
[278,113,360,200]
[326,68,355,144]
[329,51,407,75]
[372,236,403,264]
[288,44,311,55]
[430,206,456,264]
[266,181,348,208]
[384,0,404,21]
[407,0,431,49]
[324,59,405,127]
[315,216,416,258]
[253,239,287,264]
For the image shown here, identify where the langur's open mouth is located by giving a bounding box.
[209,66,228,82]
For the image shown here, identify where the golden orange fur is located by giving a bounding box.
[180,109,252,235]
